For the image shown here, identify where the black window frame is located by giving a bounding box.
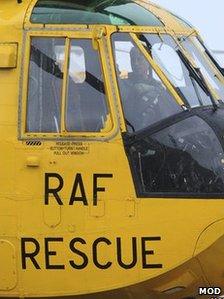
[123,106,224,199]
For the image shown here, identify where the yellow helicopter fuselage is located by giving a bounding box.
[1,1,224,298]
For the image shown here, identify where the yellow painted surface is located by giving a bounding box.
[0,1,223,298]
[0,43,18,68]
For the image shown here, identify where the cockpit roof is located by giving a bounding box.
[30,0,164,26]
[0,0,195,36]
[23,0,194,32]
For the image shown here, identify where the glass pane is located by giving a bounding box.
[112,33,182,132]
[195,38,224,68]
[180,36,224,102]
[26,37,65,133]
[214,52,224,68]
[152,43,186,87]
[144,34,212,107]
[129,116,224,194]
[31,0,163,26]
[66,39,109,132]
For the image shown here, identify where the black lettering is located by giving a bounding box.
[117,237,137,269]
[45,173,63,205]
[21,238,41,269]
[69,173,88,206]
[69,238,88,269]
[93,238,112,269]
[142,237,162,269]
[93,174,113,206]
[45,238,65,270]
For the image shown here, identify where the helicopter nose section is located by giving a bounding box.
[193,219,224,289]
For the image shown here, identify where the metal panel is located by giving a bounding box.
[0,240,17,290]
[0,43,18,68]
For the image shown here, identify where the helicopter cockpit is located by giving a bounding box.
[3,0,224,298]
[24,0,224,200]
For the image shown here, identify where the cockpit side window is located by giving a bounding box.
[65,39,108,132]
[112,33,182,133]
[126,115,224,197]
[27,37,64,133]
[26,37,110,134]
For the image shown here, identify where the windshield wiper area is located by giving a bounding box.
[177,49,218,110]
[195,66,220,110]
[205,48,224,77]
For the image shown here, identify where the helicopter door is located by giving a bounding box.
[17,31,123,229]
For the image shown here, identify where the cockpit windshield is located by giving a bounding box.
[194,37,224,75]
[112,33,182,133]
[112,32,223,133]
[141,34,214,108]
[178,36,224,102]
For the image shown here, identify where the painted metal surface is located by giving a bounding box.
[0,1,224,298]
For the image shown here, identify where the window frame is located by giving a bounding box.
[190,36,224,85]
[117,31,221,111]
[123,107,224,199]
[20,30,118,140]
[172,35,223,102]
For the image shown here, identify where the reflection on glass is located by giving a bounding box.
[143,34,212,108]
[31,0,163,26]
[151,43,186,87]
[180,36,224,101]
[27,37,65,132]
[214,52,224,68]
[195,38,224,69]
[66,39,109,132]
[129,116,224,195]
[112,33,182,132]
[55,45,86,83]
